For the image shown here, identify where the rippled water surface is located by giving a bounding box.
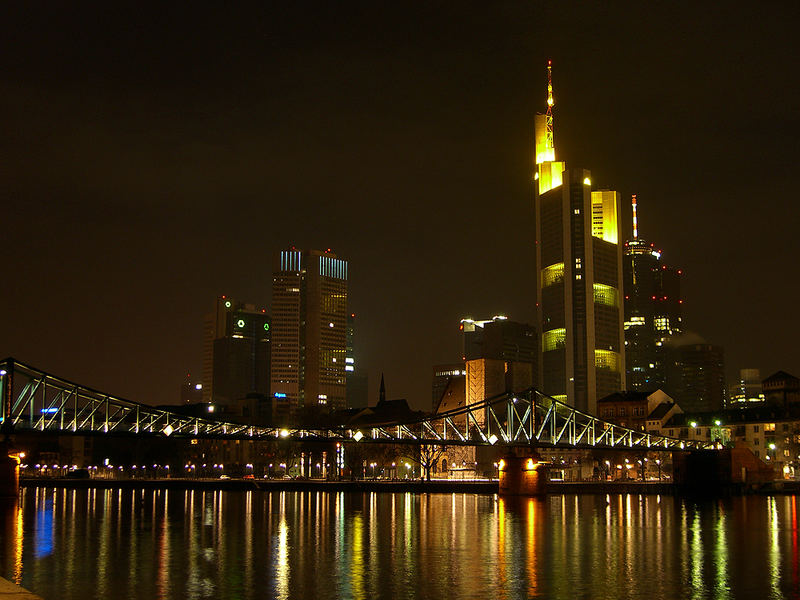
[1,488,799,599]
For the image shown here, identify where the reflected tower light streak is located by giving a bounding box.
[526,499,538,597]
[768,496,781,597]
[714,501,730,598]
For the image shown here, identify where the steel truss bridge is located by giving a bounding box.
[0,358,715,451]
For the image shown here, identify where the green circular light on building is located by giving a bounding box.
[237,319,245,328]
[264,323,270,331]
[225,301,232,308]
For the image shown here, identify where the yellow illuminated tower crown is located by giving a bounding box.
[534,60,564,194]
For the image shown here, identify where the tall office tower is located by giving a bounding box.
[461,315,538,382]
[345,312,369,409]
[201,296,271,404]
[270,248,348,414]
[623,195,683,390]
[533,61,625,416]
[664,343,725,413]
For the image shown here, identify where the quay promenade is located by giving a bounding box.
[0,577,42,600]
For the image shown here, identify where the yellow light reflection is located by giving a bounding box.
[690,511,702,593]
[350,512,365,600]
[156,490,170,598]
[768,496,780,597]
[13,501,23,584]
[714,501,729,596]
[526,499,538,597]
[276,516,289,600]
[497,497,507,597]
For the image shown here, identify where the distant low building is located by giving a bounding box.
[728,368,765,407]
[762,371,800,408]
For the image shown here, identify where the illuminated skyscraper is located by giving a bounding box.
[623,195,683,390]
[202,296,270,404]
[533,61,625,415]
[270,248,348,415]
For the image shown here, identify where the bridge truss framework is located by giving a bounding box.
[0,358,715,451]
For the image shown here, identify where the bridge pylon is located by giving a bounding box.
[498,449,549,496]
[0,439,19,498]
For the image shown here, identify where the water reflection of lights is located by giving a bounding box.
[714,501,729,596]
[768,496,780,597]
[276,516,289,600]
[791,496,798,592]
[13,500,23,584]
[689,511,703,595]
[527,499,538,597]
[350,512,365,600]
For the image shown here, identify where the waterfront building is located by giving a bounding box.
[623,195,683,391]
[270,248,348,415]
[202,296,270,405]
[533,61,625,415]
[654,404,800,478]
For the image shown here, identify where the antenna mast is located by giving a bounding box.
[631,194,639,240]
[545,60,554,156]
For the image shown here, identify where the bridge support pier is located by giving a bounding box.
[673,447,775,494]
[0,440,19,498]
[498,454,548,496]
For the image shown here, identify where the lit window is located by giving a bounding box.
[542,328,566,352]
[542,263,565,287]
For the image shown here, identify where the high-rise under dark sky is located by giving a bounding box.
[270,248,348,414]
[1,3,798,410]
[623,195,683,392]
[534,62,625,416]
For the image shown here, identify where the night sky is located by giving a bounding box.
[3,3,799,410]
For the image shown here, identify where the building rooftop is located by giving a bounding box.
[647,402,675,420]
[663,404,800,428]
[598,391,650,404]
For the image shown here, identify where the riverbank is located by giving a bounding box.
[20,476,800,495]
[0,577,42,600]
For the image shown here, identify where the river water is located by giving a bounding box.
[0,487,798,599]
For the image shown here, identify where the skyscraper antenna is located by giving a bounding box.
[545,60,554,157]
[631,194,639,240]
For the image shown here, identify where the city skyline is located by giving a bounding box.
[2,3,798,410]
